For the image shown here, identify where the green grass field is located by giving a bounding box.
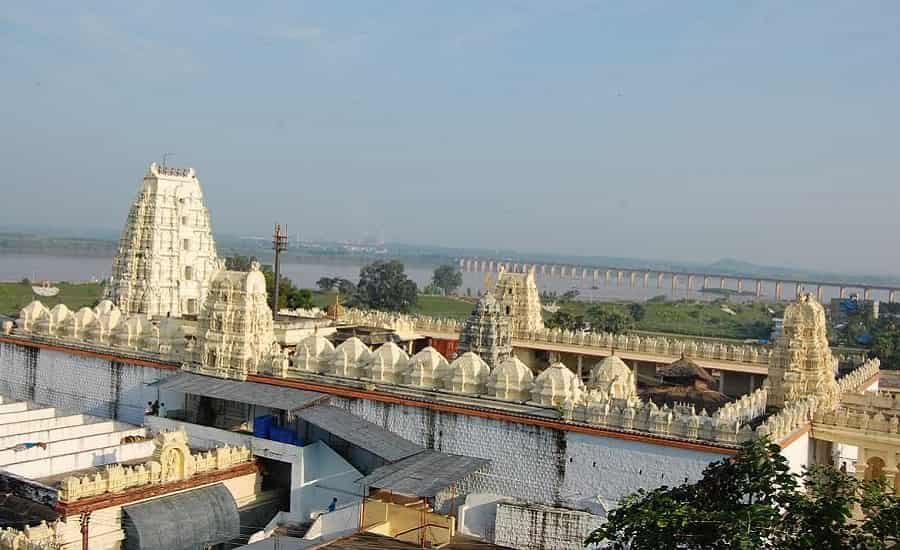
[554,299,784,341]
[0,282,104,316]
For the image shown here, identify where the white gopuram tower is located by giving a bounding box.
[107,162,223,318]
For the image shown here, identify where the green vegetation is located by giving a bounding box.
[547,299,780,341]
[353,260,418,313]
[0,232,116,256]
[586,437,900,549]
[430,264,463,295]
[0,281,104,316]
[225,255,313,310]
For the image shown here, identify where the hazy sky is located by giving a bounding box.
[1,2,898,274]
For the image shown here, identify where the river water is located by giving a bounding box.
[0,253,806,303]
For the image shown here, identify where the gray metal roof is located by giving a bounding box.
[296,405,422,462]
[122,483,239,550]
[357,450,490,497]
[158,371,325,411]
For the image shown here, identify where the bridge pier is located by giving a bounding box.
[671,274,678,293]
[550,265,557,277]
[839,286,846,299]
[643,272,650,288]
[890,290,896,304]
[864,288,872,300]
[756,280,763,298]
[606,270,612,286]
[795,282,803,298]
[775,281,783,301]
[687,275,695,291]
[630,272,637,288]
[582,268,588,280]
[817,285,824,302]
[703,276,711,289]
[617,271,624,287]
[736,279,744,293]
[593,269,599,281]
[720,277,727,289]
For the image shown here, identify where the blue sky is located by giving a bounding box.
[1,2,898,274]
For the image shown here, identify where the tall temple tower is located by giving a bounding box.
[107,163,222,317]
[458,291,513,369]
[494,266,544,333]
[767,293,840,408]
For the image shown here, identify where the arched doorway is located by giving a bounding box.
[865,456,885,481]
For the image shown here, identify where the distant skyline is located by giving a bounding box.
[1,2,898,275]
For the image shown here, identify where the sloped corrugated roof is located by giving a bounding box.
[296,405,422,462]
[157,372,325,411]
[122,483,238,550]
[357,450,489,497]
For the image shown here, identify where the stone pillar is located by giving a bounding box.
[720,277,727,289]
[839,286,846,299]
[816,285,824,302]
[657,273,664,289]
[617,271,624,287]
[775,281,783,301]
[643,272,650,288]
[687,275,695,291]
[582,268,588,280]
[756,280,763,298]
[576,355,584,382]
[703,276,711,289]
[671,274,678,293]
[489,261,494,272]
[630,272,637,288]
[606,270,612,285]
[593,269,599,280]
[737,279,744,293]
[718,371,725,393]
[795,282,803,298]
[864,288,872,300]
[890,290,896,304]
[749,374,756,394]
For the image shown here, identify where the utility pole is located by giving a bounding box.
[272,223,289,315]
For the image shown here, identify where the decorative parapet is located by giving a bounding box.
[57,430,252,502]
[814,404,900,435]
[837,358,880,394]
[0,521,59,550]
[756,394,820,442]
[713,387,768,423]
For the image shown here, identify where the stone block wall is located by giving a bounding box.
[493,501,604,550]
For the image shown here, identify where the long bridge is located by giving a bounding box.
[458,258,900,303]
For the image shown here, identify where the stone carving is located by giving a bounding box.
[327,337,372,378]
[187,263,280,381]
[404,347,449,389]
[531,362,585,407]
[444,352,490,394]
[494,267,544,333]
[291,333,335,374]
[107,163,223,317]
[0,522,59,550]
[587,355,637,401]
[363,341,409,384]
[457,291,513,369]
[768,293,839,408]
[58,429,252,502]
[487,356,534,401]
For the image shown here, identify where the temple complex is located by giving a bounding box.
[107,163,222,318]
[1,162,895,550]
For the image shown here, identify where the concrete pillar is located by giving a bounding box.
[703,276,711,289]
[864,288,872,300]
[582,268,588,280]
[606,270,612,286]
[816,285,824,302]
[737,279,744,293]
[576,355,584,382]
[756,280,763,298]
[617,271,624,287]
[593,269,600,280]
[671,274,678,293]
[890,290,896,304]
[459,258,465,269]
[795,282,803,298]
[839,286,846,299]
[775,281,783,301]
[643,272,650,288]
[720,277,727,289]
[657,273,664,289]
[749,374,756,394]
[630,272,637,288]
[687,275,695,291]
[550,265,557,277]
[541,265,547,276]
[718,371,725,393]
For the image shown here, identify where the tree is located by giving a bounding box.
[354,260,418,312]
[628,303,646,322]
[432,265,463,295]
[585,305,634,334]
[225,255,255,271]
[585,437,900,549]
[336,278,356,296]
[316,277,338,292]
[545,310,586,331]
